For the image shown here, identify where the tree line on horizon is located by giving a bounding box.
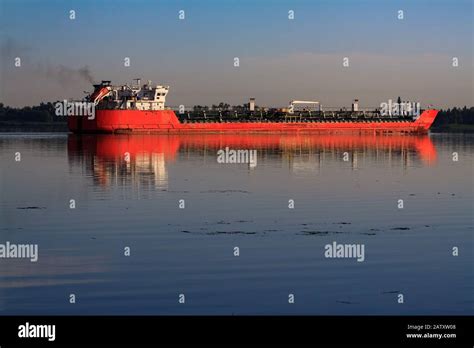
[433,107,474,128]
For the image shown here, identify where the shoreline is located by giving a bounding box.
[0,122,68,132]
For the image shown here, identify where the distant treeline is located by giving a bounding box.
[0,102,63,123]
[0,102,473,131]
[432,106,474,129]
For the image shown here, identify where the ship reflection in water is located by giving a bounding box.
[67,134,437,191]
[2,133,472,315]
[68,134,177,191]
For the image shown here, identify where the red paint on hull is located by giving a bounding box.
[68,109,439,134]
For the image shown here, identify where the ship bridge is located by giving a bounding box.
[92,79,170,111]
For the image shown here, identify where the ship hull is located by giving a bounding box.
[68,109,439,134]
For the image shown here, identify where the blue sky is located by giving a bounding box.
[1,0,473,107]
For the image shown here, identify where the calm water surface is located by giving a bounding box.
[0,133,472,315]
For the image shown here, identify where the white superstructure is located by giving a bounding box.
[288,100,321,114]
[91,79,169,110]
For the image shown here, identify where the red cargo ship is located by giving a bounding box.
[68,80,439,134]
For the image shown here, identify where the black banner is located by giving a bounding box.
[0,315,472,346]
